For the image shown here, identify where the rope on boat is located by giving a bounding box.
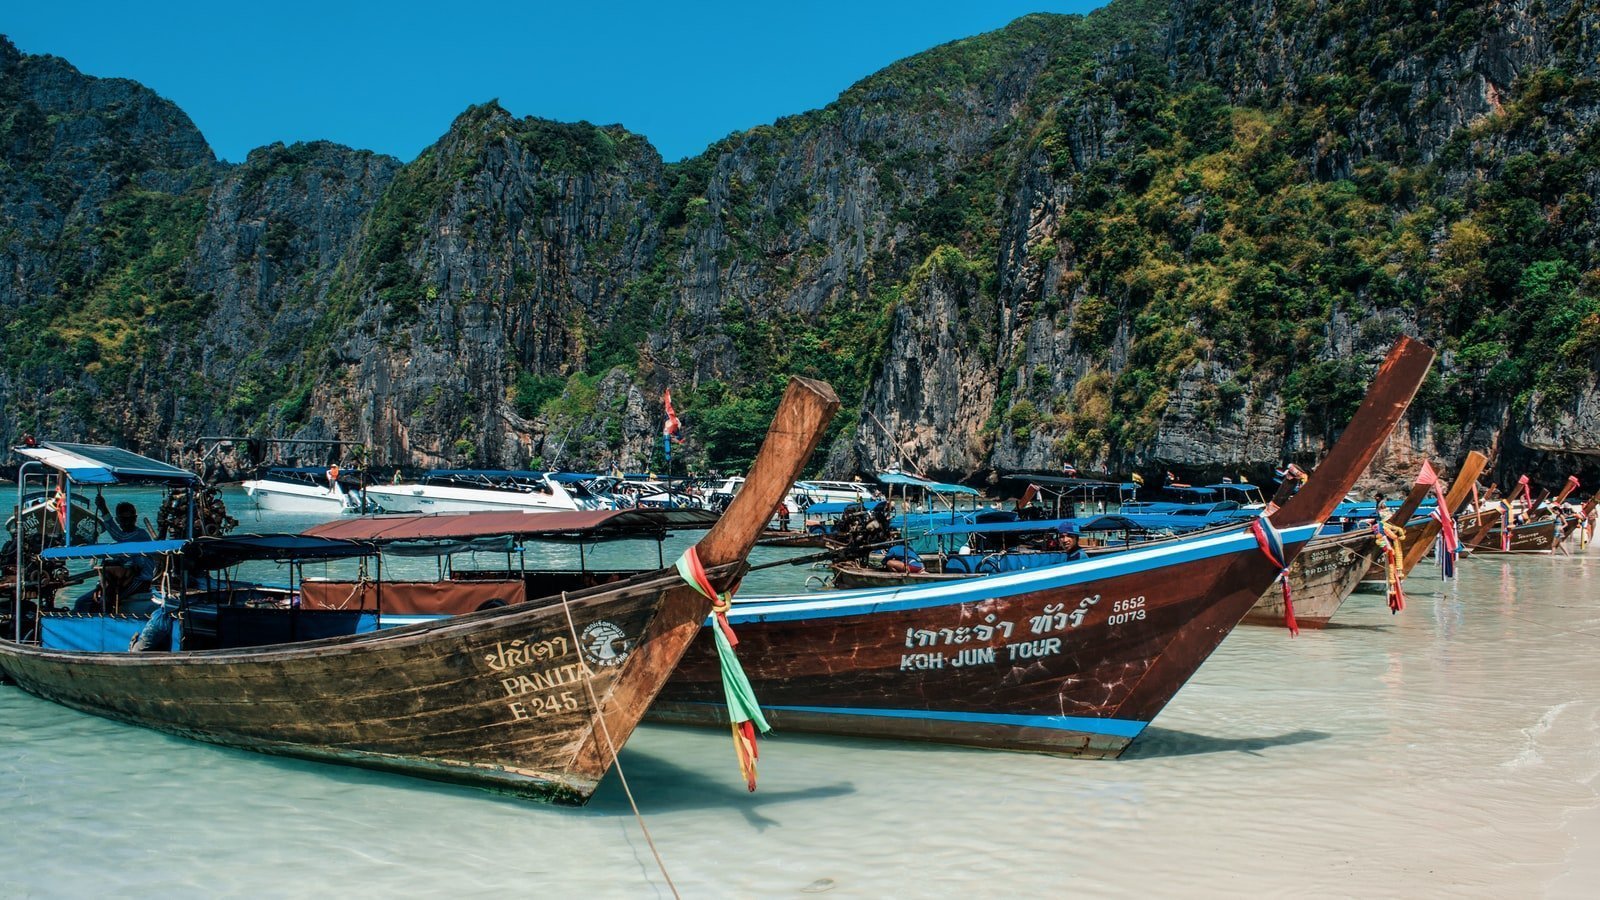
[557,590,680,900]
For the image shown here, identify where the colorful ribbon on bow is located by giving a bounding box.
[676,546,770,792]
[1372,518,1408,613]
[1250,518,1296,636]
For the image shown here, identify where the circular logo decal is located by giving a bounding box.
[580,620,632,668]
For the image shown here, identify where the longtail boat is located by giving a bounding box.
[1394,452,1489,576]
[1562,489,1600,548]
[1241,527,1379,629]
[0,376,839,804]
[653,338,1435,755]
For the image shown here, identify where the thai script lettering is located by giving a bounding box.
[483,636,570,673]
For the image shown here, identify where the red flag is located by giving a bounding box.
[662,388,681,438]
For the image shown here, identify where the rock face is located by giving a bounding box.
[4,0,1600,491]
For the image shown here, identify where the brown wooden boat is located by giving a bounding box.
[1473,513,1561,554]
[1396,452,1488,575]
[1242,527,1379,629]
[651,338,1435,756]
[1352,453,1488,583]
[0,377,839,804]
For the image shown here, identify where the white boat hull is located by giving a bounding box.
[242,480,359,514]
[363,484,587,514]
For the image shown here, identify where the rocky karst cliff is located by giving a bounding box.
[3,0,1600,490]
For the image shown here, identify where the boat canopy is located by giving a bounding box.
[423,468,548,480]
[182,534,377,569]
[547,472,600,483]
[40,539,188,560]
[1205,483,1261,492]
[925,514,1145,537]
[876,471,979,495]
[804,501,871,516]
[1004,474,1122,489]
[303,507,719,545]
[14,441,199,486]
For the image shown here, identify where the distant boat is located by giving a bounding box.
[1241,528,1379,629]
[653,338,1435,756]
[363,469,610,514]
[242,466,378,514]
[1,377,840,804]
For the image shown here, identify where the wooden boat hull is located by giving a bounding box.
[0,569,725,804]
[830,563,972,588]
[653,523,1319,756]
[1474,518,1559,555]
[755,530,832,549]
[655,336,1436,755]
[1244,529,1379,628]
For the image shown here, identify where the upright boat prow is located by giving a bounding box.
[656,338,1437,755]
[0,377,839,804]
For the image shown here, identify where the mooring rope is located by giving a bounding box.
[558,591,680,900]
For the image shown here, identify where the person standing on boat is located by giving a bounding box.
[777,501,791,532]
[87,495,157,613]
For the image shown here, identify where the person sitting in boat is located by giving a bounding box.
[85,495,157,613]
[1059,526,1084,561]
[883,544,925,574]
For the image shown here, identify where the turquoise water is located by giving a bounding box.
[3,491,1599,896]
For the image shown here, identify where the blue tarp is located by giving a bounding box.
[40,539,186,560]
[876,471,979,495]
[925,514,1145,537]
[40,615,146,652]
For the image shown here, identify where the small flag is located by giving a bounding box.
[662,388,681,439]
[1415,459,1438,487]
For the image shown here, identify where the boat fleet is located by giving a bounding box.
[4,338,1599,807]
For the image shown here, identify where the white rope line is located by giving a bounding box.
[558,590,679,899]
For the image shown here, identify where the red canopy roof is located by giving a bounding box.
[303,507,719,544]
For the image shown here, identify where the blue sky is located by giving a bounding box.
[6,1,1105,164]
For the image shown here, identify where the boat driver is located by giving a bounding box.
[90,495,157,612]
[1059,526,1084,561]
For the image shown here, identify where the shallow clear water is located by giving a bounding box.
[4,492,1599,896]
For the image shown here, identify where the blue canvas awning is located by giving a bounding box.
[40,539,187,560]
[925,515,1143,537]
[876,471,979,495]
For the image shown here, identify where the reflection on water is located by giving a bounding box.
[4,493,1600,896]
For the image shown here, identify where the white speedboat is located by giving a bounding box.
[363,470,609,514]
[242,467,377,514]
[790,479,876,507]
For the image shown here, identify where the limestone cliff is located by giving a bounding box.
[3,0,1600,493]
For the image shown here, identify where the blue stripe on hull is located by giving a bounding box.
[764,704,1149,739]
[726,522,1319,624]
